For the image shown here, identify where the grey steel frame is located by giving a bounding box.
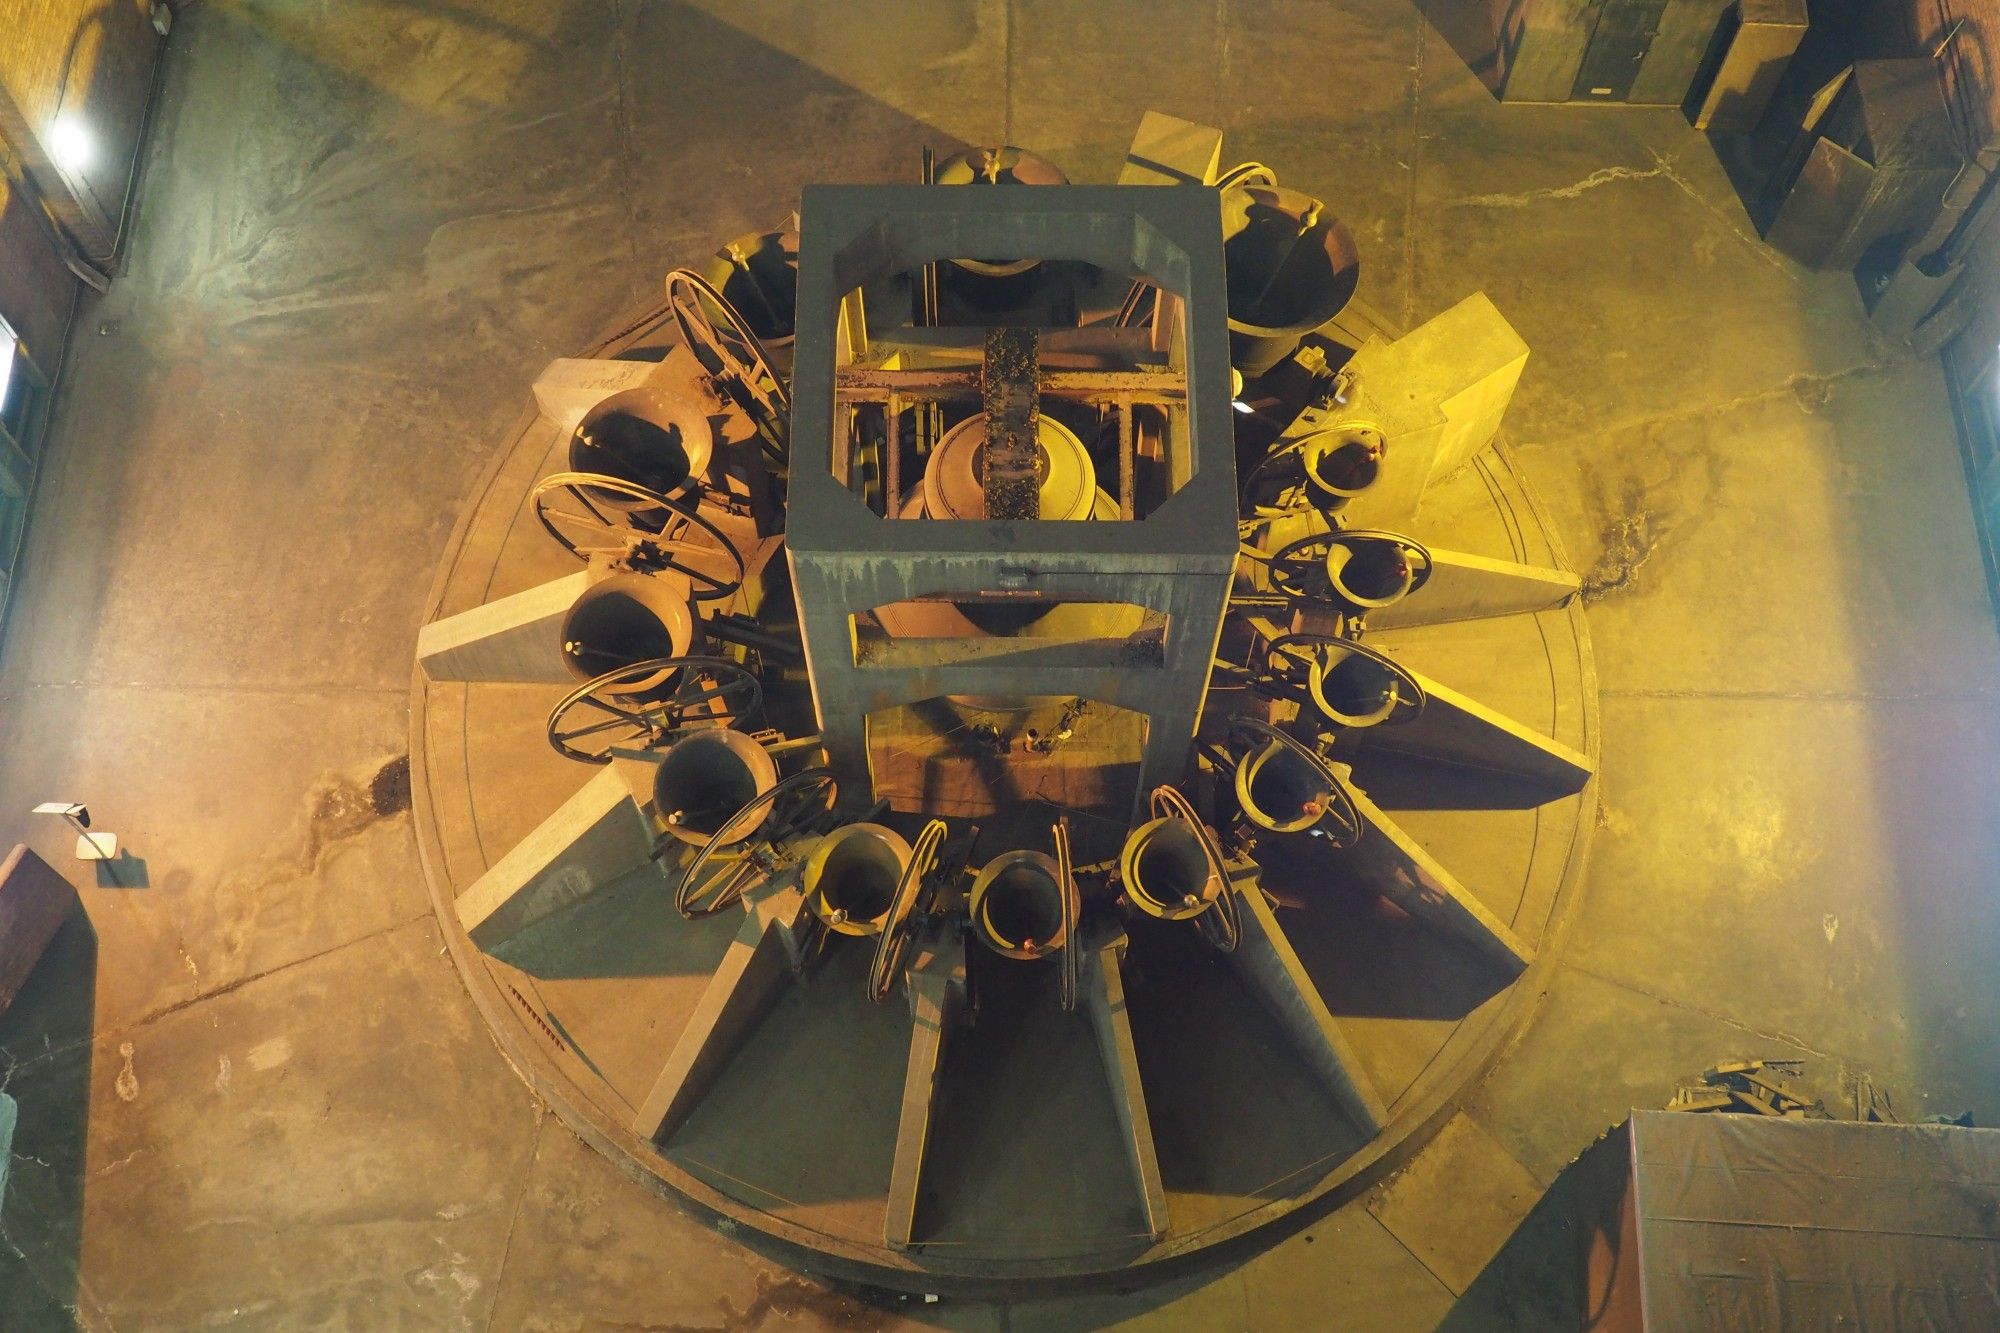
[786,185,1239,815]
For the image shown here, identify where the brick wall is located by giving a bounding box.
[0,0,162,248]
[0,0,164,375]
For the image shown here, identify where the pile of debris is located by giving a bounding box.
[1665,1059,1831,1119]
[1666,1059,1976,1126]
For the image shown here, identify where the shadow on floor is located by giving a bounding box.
[1407,0,1516,99]
[1436,1129,1632,1330]
[1346,748,1574,812]
[93,853,147,889]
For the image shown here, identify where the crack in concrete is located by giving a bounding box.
[1573,963,1836,1060]
[1554,361,1892,457]
[1577,432,1725,604]
[86,1148,140,1180]
[1578,492,1665,604]
[1441,144,1802,290]
[650,1272,903,1332]
[1450,161,1669,210]
[3,681,411,696]
[610,0,641,275]
[1602,687,2000,702]
[1546,358,1905,604]
[1404,14,1423,333]
[0,1212,98,1329]
[5,912,434,1077]
[1644,147,1797,278]
[477,1104,545,1330]
[170,753,417,995]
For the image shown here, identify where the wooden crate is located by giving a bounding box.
[0,844,78,1015]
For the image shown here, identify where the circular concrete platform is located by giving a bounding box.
[408,298,1598,1293]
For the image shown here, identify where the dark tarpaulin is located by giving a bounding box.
[1611,1110,2000,1329]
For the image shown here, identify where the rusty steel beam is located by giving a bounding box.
[981,327,1041,519]
[834,366,1186,403]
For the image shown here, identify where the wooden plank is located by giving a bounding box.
[455,768,663,948]
[1501,0,1599,103]
[416,571,593,683]
[1120,110,1223,186]
[1766,139,1876,269]
[834,366,1185,402]
[0,422,32,501]
[530,357,656,437]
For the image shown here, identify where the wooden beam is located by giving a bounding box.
[417,571,592,683]
[1082,938,1169,1240]
[631,880,814,1144]
[1367,548,1578,630]
[1226,885,1389,1134]
[1357,665,1592,796]
[885,933,967,1249]
[455,766,663,948]
[0,845,79,1016]
[835,366,1185,403]
[1342,785,1534,976]
[0,80,116,259]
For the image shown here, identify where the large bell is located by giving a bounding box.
[803,823,913,936]
[698,227,798,348]
[920,412,1101,523]
[933,144,1069,189]
[1221,184,1361,378]
[968,850,1070,959]
[933,146,1070,285]
[1299,425,1384,515]
[652,728,779,848]
[1307,645,1404,729]
[912,410,1111,655]
[1119,816,1221,921]
[560,572,695,690]
[569,385,715,509]
[1234,738,1335,835]
[1325,534,1418,611]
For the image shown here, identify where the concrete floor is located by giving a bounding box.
[2,1,1999,1329]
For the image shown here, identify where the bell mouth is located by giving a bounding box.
[1302,427,1384,505]
[1327,540,1416,610]
[1235,741,1331,835]
[560,574,694,690]
[1309,652,1402,728]
[652,730,779,847]
[698,227,799,346]
[569,387,714,506]
[1221,184,1361,339]
[805,823,915,936]
[970,851,1069,959]
[1120,817,1221,921]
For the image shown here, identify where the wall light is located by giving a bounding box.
[47,117,93,176]
[31,801,117,860]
